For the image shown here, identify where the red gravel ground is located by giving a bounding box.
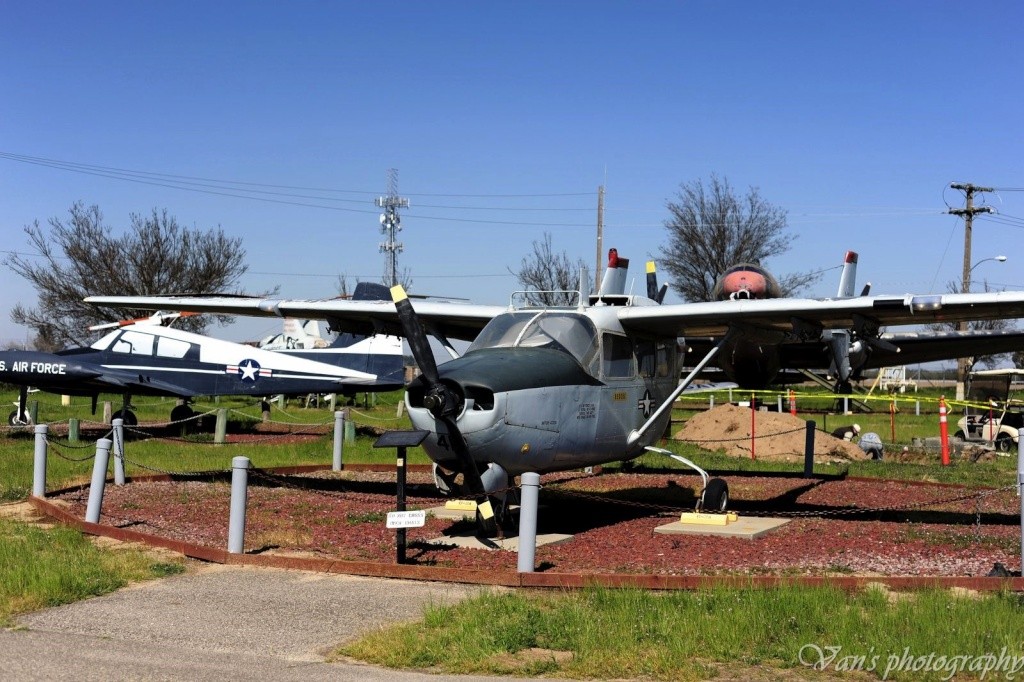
[53,468,1022,578]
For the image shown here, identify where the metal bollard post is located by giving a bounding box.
[32,424,48,498]
[777,395,783,412]
[68,418,80,443]
[228,456,250,554]
[333,410,344,471]
[112,418,126,486]
[85,438,112,524]
[518,472,540,573]
[215,408,228,444]
[803,420,816,478]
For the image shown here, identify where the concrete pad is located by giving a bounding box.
[424,531,574,552]
[428,503,479,521]
[654,515,790,539]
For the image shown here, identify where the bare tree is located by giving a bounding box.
[5,203,249,348]
[661,174,820,302]
[512,232,586,306]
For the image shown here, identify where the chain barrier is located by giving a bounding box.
[119,453,228,478]
[44,438,99,462]
[347,408,404,423]
[680,424,810,446]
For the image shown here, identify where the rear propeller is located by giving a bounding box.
[646,261,668,304]
[390,285,498,536]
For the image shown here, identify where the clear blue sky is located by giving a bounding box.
[2,1,1023,347]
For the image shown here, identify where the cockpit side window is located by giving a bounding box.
[111,330,155,356]
[602,333,634,378]
[156,336,193,359]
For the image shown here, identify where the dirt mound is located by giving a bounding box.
[673,404,869,462]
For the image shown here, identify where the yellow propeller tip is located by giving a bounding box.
[646,261,656,273]
[390,285,408,302]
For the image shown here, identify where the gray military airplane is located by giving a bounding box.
[85,249,1024,532]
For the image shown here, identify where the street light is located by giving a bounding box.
[967,255,1007,285]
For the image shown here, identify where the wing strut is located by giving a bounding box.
[626,329,737,450]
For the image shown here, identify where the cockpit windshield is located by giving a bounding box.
[468,312,599,368]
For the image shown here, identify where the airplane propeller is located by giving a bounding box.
[645,261,668,304]
[390,285,498,535]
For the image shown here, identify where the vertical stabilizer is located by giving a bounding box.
[598,248,630,296]
[836,251,858,298]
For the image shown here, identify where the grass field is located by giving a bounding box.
[336,586,1024,680]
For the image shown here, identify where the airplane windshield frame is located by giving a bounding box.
[468,312,599,368]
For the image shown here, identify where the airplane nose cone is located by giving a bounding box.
[721,271,768,299]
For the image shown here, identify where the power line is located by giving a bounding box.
[0,151,595,200]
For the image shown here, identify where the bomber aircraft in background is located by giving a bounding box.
[85,249,1024,533]
[689,251,1024,393]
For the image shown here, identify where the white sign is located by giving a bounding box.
[386,510,426,528]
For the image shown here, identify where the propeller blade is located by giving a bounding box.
[869,337,901,354]
[390,285,440,385]
[646,261,659,300]
[441,415,497,535]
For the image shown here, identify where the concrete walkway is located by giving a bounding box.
[6,564,527,681]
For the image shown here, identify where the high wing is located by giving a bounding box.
[616,291,1024,338]
[86,290,1024,343]
[85,295,506,342]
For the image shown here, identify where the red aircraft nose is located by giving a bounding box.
[720,270,769,299]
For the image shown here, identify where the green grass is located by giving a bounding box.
[0,389,430,501]
[0,517,184,626]
[337,585,1024,679]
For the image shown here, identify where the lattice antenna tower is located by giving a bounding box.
[375,168,409,287]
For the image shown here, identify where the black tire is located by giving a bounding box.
[952,430,966,442]
[170,405,194,423]
[699,478,729,512]
[115,409,138,426]
[8,409,31,426]
[996,434,1015,453]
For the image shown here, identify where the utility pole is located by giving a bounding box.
[594,185,604,292]
[376,169,409,287]
[949,182,994,401]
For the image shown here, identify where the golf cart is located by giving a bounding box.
[954,369,1024,453]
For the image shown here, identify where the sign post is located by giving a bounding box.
[373,430,429,564]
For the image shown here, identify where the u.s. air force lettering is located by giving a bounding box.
[0,360,67,375]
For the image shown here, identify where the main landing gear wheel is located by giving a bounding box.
[698,478,729,512]
[8,409,32,426]
[114,409,138,426]
[170,404,195,423]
